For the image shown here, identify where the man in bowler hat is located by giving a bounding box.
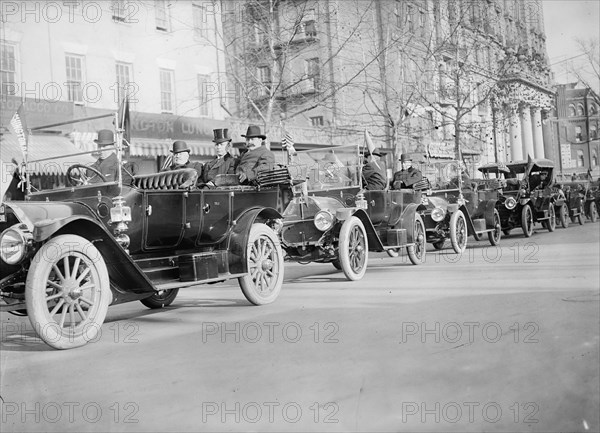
[201,128,238,187]
[361,148,387,190]
[236,125,275,184]
[392,154,422,189]
[162,141,203,181]
[90,129,135,184]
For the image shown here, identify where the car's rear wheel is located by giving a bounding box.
[338,216,368,281]
[407,214,426,265]
[545,204,556,232]
[559,204,569,228]
[432,240,445,250]
[238,223,284,305]
[140,289,179,309]
[521,205,534,237]
[588,202,598,222]
[449,210,467,253]
[488,209,502,246]
[25,234,110,349]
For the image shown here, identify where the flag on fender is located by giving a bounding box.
[9,103,28,157]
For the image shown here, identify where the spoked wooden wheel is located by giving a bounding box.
[338,216,368,281]
[407,214,426,265]
[521,205,534,237]
[25,235,110,349]
[488,209,502,246]
[238,223,284,305]
[559,204,569,228]
[449,210,467,253]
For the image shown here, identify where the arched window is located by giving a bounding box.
[592,151,598,167]
[590,104,598,115]
[575,126,582,142]
[577,104,585,116]
[568,104,576,117]
[591,125,598,139]
[576,150,585,167]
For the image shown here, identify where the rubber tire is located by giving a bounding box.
[432,240,445,250]
[545,204,556,232]
[559,204,569,228]
[238,223,284,305]
[338,216,368,281]
[140,289,179,309]
[488,208,502,246]
[521,205,534,238]
[577,204,585,225]
[449,210,467,254]
[407,214,426,265]
[331,259,342,270]
[589,202,598,223]
[25,234,110,349]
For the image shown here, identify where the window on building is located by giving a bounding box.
[590,125,597,139]
[111,0,126,22]
[197,74,209,117]
[0,42,17,96]
[305,58,320,90]
[577,104,585,116]
[310,116,324,127]
[159,69,174,113]
[193,4,208,39]
[592,151,598,167]
[590,104,598,115]
[254,21,267,44]
[575,126,582,142]
[568,105,576,117]
[576,149,585,167]
[155,0,170,31]
[115,62,133,103]
[65,54,84,104]
[406,4,414,32]
[301,19,317,37]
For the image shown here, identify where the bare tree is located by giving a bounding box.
[570,38,600,95]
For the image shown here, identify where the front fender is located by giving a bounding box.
[458,205,477,236]
[344,208,384,251]
[398,203,419,244]
[226,207,282,274]
[483,200,498,228]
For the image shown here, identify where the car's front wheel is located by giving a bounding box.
[544,204,556,232]
[407,214,426,265]
[25,234,111,349]
[449,210,467,253]
[140,289,179,309]
[588,202,598,222]
[488,209,502,246]
[577,203,585,225]
[238,223,284,305]
[338,216,368,281]
[521,205,534,237]
[559,204,569,228]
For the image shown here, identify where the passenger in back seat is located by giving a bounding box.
[161,141,203,184]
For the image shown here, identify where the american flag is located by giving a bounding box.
[282,132,297,156]
[9,103,28,156]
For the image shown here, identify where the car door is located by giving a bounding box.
[197,190,232,244]
[143,191,186,250]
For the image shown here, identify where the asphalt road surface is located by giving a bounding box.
[1,222,599,432]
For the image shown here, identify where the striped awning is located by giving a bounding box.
[1,132,95,175]
[129,138,239,157]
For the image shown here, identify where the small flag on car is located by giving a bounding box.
[9,103,29,157]
[282,132,297,156]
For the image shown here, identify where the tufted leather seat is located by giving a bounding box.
[132,168,198,190]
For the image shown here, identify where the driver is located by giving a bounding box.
[392,154,422,189]
[529,171,549,190]
[90,129,135,184]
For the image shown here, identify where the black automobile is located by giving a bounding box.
[0,131,286,349]
[280,145,425,281]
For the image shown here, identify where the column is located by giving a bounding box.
[509,111,523,161]
[520,104,534,159]
[531,107,545,158]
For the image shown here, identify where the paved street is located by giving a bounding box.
[1,222,599,432]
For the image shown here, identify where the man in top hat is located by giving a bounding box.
[162,140,203,181]
[236,125,275,184]
[90,129,135,184]
[200,128,238,188]
[392,154,422,189]
[361,148,387,190]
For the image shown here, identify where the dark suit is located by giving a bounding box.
[90,153,134,185]
[236,146,275,183]
[162,160,203,182]
[392,166,423,189]
[362,161,387,190]
[201,153,238,183]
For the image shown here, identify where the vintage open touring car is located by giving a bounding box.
[279,144,426,281]
[417,160,502,253]
[0,129,287,349]
[552,174,598,227]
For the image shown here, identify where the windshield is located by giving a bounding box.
[288,144,361,191]
[416,160,464,190]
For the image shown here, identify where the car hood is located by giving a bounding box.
[283,195,345,220]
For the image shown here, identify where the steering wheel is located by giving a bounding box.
[66,164,106,186]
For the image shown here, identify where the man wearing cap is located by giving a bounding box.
[236,125,275,184]
[162,141,203,181]
[392,154,422,189]
[361,148,387,190]
[200,128,238,187]
[90,129,135,184]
